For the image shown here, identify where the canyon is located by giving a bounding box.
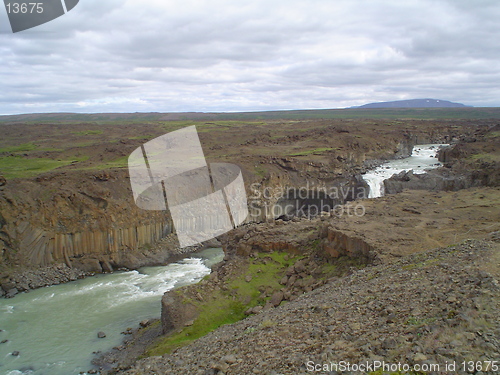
[0,112,499,375]
[1,117,489,295]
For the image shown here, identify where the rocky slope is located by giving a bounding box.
[119,238,500,375]
[94,183,500,374]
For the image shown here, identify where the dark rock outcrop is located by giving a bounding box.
[161,291,199,334]
[383,169,474,194]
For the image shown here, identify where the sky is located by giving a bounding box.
[1,0,499,115]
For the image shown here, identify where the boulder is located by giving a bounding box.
[73,258,102,273]
[6,288,18,298]
[269,291,284,307]
[161,291,198,334]
[100,260,113,273]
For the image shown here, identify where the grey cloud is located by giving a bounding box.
[0,0,499,114]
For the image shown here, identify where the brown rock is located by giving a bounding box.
[100,260,113,273]
[279,275,288,285]
[270,291,284,307]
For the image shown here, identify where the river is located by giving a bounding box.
[362,144,446,198]
[0,247,224,375]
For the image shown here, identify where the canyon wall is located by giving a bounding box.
[0,169,176,279]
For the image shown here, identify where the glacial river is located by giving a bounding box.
[0,247,224,375]
[362,144,447,198]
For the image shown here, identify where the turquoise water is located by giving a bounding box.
[0,247,224,375]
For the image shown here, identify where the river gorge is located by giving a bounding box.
[0,145,448,375]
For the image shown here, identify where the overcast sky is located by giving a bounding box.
[1,0,499,115]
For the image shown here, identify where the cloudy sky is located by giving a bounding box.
[1,0,499,115]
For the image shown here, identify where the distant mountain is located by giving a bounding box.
[355,99,471,109]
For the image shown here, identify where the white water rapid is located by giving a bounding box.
[362,144,447,199]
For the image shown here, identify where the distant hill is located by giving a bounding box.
[356,99,471,109]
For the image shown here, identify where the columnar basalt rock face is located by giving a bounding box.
[247,176,369,222]
[0,169,174,277]
[15,221,167,267]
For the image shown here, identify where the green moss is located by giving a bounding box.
[146,292,245,356]
[288,147,334,156]
[147,251,297,356]
[0,155,88,179]
[259,319,276,328]
[406,316,437,326]
[254,165,267,177]
[310,238,321,250]
[229,252,291,301]
[468,153,500,162]
[92,155,129,170]
[485,131,500,138]
[402,258,440,270]
[0,142,38,153]
[128,135,156,140]
[319,256,366,278]
[72,130,104,136]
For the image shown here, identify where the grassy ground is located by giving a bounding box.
[288,147,334,156]
[146,252,365,356]
[2,108,500,124]
[0,155,88,179]
[0,112,497,181]
[146,252,298,356]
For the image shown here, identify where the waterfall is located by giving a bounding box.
[362,144,446,199]
[363,173,386,198]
